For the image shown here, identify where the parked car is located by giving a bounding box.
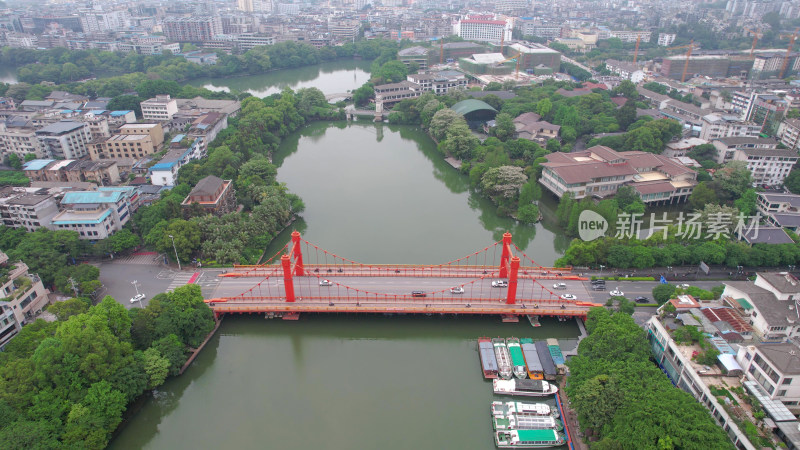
[609,288,624,297]
[411,291,427,297]
[492,280,508,288]
[450,286,464,294]
[635,296,649,303]
[130,293,146,304]
[559,294,577,300]
[319,279,333,286]
[553,283,567,289]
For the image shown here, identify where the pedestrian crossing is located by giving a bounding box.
[113,253,162,265]
[165,271,221,294]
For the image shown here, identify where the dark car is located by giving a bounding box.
[635,296,649,303]
[591,279,606,285]
[411,291,427,297]
[592,284,606,291]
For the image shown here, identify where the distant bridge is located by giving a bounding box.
[205,232,602,322]
[326,92,352,102]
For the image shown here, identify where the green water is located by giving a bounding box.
[109,316,576,450]
[187,59,372,97]
[110,73,576,450]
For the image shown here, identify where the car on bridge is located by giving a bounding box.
[553,283,567,289]
[450,286,464,294]
[319,279,333,286]
[559,294,577,300]
[411,291,427,297]
[492,280,508,288]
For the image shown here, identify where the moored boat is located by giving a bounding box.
[493,379,558,397]
[479,337,499,379]
[492,415,563,431]
[520,338,543,380]
[535,341,557,380]
[506,337,527,379]
[491,401,559,419]
[494,429,566,448]
[493,338,513,379]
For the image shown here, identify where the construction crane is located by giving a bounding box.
[780,28,800,79]
[440,39,444,64]
[633,35,641,64]
[496,52,523,78]
[667,40,697,83]
[743,27,763,57]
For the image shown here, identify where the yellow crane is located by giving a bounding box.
[633,35,641,64]
[667,40,697,83]
[780,28,800,79]
[497,52,523,78]
[743,27,763,57]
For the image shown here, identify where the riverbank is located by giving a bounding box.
[180,315,225,375]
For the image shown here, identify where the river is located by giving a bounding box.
[110,62,575,450]
[188,59,373,97]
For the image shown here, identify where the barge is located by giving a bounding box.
[479,337,499,379]
[506,337,528,379]
[520,338,543,380]
[493,379,558,397]
[494,429,566,448]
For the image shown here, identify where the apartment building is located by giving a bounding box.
[49,190,132,239]
[605,60,645,83]
[0,190,59,232]
[699,114,762,141]
[88,123,164,161]
[745,94,788,136]
[186,113,227,157]
[140,95,178,121]
[712,137,778,164]
[163,16,222,43]
[0,251,49,340]
[149,135,200,186]
[609,30,651,43]
[722,273,800,342]
[406,71,468,94]
[657,33,676,47]
[730,147,799,186]
[778,118,800,150]
[35,121,92,159]
[0,120,43,159]
[539,145,697,204]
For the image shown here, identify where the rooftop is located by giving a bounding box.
[35,121,85,135]
[62,190,124,204]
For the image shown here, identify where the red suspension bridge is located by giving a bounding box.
[205,232,602,321]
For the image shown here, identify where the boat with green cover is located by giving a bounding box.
[494,429,566,448]
[506,337,527,379]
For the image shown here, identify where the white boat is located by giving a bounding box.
[493,338,513,379]
[493,379,558,397]
[491,402,559,418]
[493,415,563,431]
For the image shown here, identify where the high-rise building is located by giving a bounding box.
[163,16,223,43]
[454,16,511,43]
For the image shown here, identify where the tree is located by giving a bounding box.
[107,95,143,118]
[615,186,644,214]
[6,153,21,170]
[734,188,757,216]
[107,229,140,253]
[429,109,465,141]
[652,284,677,304]
[142,347,170,389]
[47,298,89,321]
[517,204,540,224]
[714,161,751,201]
[480,166,527,199]
[614,80,638,99]
[492,113,515,141]
[688,181,718,210]
[372,60,407,83]
[615,99,637,131]
[295,87,327,112]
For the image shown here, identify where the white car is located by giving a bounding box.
[319,279,333,286]
[553,283,567,290]
[559,294,577,300]
[130,293,145,304]
[450,286,465,294]
[492,280,508,288]
[678,284,690,289]
[609,289,624,297]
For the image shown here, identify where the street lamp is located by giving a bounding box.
[599,265,605,276]
[168,235,182,271]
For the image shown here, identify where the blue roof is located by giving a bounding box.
[150,161,178,171]
[23,159,55,171]
[52,209,111,225]
[90,110,106,114]
[110,110,132,116]
[62,191,124,204]
[171,134,185,143]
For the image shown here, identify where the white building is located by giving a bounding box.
[658,33,677,47]
[454,16,512,43]
[700,114,762,141]
[609,30,651,43]
[0,121,43,159]
[778,118,800,150]
[0,251,49,345]
[0,191,60,232]
[49,190,132,240]
[140,95,179,122]
[737,343,800,410]
[604,59,645,83]
[722,273,800,342]
[35,121,91,160]
[712,137,778,164]
[731,147,799,186]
